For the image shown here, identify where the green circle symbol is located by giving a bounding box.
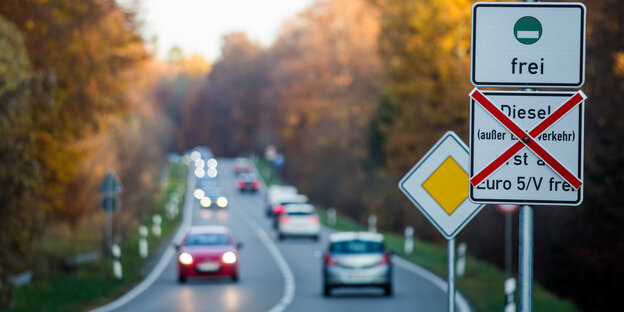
[514,16,542,45]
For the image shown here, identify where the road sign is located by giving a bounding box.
[399,131,485,239]
[470,2,586,88]
[99,171,123,194]
[469,89,585,205]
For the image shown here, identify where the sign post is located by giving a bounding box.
[471,2,586,311]
[99,170,123,254]
[399,131,485,312]
[471,2,586,88]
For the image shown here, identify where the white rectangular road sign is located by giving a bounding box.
[471,2,586,88]
[469,90,585,205]
[399,131,484,239]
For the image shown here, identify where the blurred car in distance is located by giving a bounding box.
[268,193,309,228]
[322,232,392,297]
[236,172,261,193]
[277,204,320,240]
[265,185,300,216]
[176,226,242,283]
[198,186,228,209]
[233,157,252,174]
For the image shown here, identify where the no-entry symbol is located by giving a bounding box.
[469,89,585,205]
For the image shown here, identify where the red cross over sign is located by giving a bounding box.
[469,88,586,205]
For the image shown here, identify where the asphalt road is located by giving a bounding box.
[92,158,469,312]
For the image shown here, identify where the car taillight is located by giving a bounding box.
[324,253,337,267]
[279,216,291,224]
[379,252,391,265]
[252,180,261,189]
[273,205,285,215]
[308,216,320,224]
[236,179,244,188]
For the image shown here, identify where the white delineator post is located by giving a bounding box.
[111,244,122,280]
[327,208,337,226]
[152,214,162,237]
[505,277,517,312]
[404,226,414,254]
[456,242,467,277]
[139,225,148,259]
[368,215,377,233]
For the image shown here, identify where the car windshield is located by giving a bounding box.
[330,240,384,253]
[185,233,231,246]
[286,212,313,216]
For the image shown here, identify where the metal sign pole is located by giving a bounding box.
[518,205,533,312]
[505,213,512,278]
[448,237,456,312]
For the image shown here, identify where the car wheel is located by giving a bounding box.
[312,235,320,242]
[383,283,393,296]
[178,275,187,283]
[231,274,239,282]
[278,233,285,241]
[323,284,332,297]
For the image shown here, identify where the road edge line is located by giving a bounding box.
[393,256,472,312]
[89,166,195,312]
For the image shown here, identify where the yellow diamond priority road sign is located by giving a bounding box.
[399,131,485,239]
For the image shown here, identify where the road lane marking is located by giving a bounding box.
[90,167,196,312]
[232,200,295,312]
[393,257,471,312]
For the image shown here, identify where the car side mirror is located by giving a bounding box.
[237,242,244,249]
[173,243,180,251]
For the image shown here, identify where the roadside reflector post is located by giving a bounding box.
[111,244,122,280]
[368,215,377,233]
[505,277,517,312]
[448,238,456,312]
[519,205,533,312]
[327,207,337,226]
[152,214,162,237]
[456,242,467,277]
[166,203,175,220]
[139,225,148,259]
[404,226,414,254]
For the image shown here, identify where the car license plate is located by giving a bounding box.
[343,272,373,283]
[197,262,220,272]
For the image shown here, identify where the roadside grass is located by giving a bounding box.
[6,162,188,312]
[256,158,577,312]
[253,157,282,185]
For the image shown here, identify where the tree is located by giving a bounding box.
[0,0,147,225]
[0,16,42,308]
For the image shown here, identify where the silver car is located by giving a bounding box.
[322,232,392,296]
[276,204,321,240]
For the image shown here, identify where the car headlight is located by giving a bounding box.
[200,196,212,208]
[222,251,237,264]
[217,196,228,208]
[207,158,218,168]
[193,189,205,199]
[179,252,193,265]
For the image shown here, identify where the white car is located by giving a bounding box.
[277,204,320,241]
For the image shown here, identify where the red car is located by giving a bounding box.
[176,226,242,283]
